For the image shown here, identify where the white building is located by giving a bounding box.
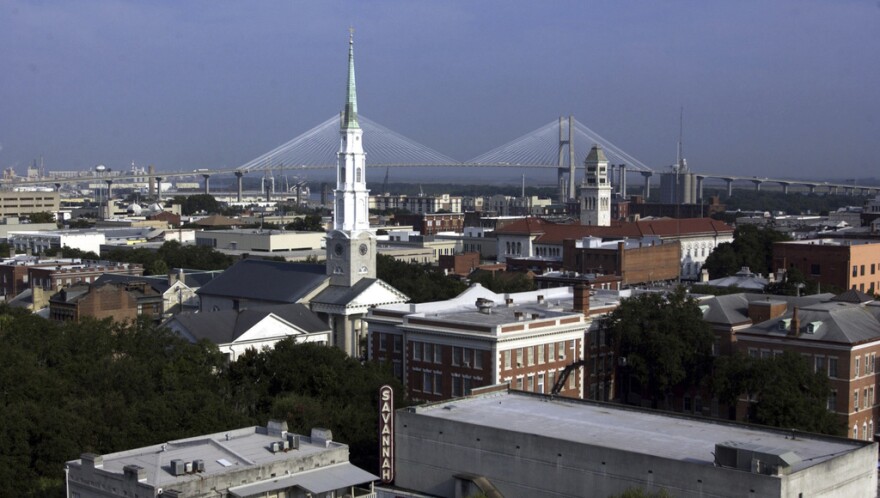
[9,230,105,255]
[580,145,612,226]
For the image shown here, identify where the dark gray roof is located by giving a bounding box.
[741,301,880,345]
[170,303,329,344]
[196,259,327,304]
[700,292,833,327]
[310,278,409,308]
[94,273,171,293]
[831,289,875,304]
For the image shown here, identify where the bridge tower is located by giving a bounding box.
[580,144,611,226]
[557,116,576,203]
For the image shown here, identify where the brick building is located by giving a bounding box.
[438,251,480,277]
[393,212,465,235]
[27,261,143,292]
[773,238,880,294]
[562,237,681,285]
[366,284,624,402]
[700,290,880,441]
[49,281,162,323]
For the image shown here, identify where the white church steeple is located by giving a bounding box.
[326,29,376,286]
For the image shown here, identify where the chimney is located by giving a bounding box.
[537,295,544,304]
[80,453,103,469]
[573,283,591,315]
[505,297,514,307]
[789,307,800,337]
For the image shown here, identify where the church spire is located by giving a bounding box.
[342,27,359,129]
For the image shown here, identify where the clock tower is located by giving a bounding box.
[326,29,376,287]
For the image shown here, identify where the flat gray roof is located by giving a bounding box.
[68,426,346,488]
[408,391,864,474]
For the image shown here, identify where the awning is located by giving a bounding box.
[228,462,378,497]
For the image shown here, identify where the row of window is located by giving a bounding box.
[507,368,575,394]
[748,348,841,378]
[852,264,879,278]
[854,353,877,378]
[502,341,575,370]
[853,386,875,412]
[411,342,484,370]
[853,420,874,441]
[504,241,523,256]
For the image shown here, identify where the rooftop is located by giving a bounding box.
[408,391,866,474]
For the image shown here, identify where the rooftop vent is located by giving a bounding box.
[476,298,494,314]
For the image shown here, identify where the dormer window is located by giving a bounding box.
[778,319,791,331]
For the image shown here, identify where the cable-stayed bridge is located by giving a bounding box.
[5,115,879,201]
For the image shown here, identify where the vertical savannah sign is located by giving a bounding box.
[379,384,394,483]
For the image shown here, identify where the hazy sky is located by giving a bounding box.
[2,0,878,182]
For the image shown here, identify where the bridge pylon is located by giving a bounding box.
[557,116,576,204]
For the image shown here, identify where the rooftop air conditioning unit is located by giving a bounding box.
[270,442,281,453]
[184,461,193,473]
[287,434,300,450]
[193,459,205,472]
[170,459,186,476]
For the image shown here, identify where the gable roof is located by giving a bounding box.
[495,217,734,244]
[309,278,409,312]
[94,273,171,293]
[830,288,875,304]
[196,259,328,304]
[168,303,330,344]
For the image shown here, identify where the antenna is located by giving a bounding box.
[677,106,684,171]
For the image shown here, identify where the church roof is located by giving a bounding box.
[168,303,329,345]
[196,259,327,304]
[310,278,408,310]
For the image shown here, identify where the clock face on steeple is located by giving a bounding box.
[359,243,368,256]
[334,243,344,256]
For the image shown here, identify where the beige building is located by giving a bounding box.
[195,229,325,253]
[0,191,60,217]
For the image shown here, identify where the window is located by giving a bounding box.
[433,372,443,395]
[452,375,462,397]
[537,373,545,393]
[434,344,442,364]
[815,356,826,375]
[504,350,511,370]
[548,342,555,361]
[867,356,871,376]
[872,264,876,275]
[855,357,860,378]
[865,388,869,409]
[828,390,837,411]
[516,377,523,390]
[548,371,556,393]
[378,333,386,351]
[748,348,759,359]
[810,263,821,276]
[684,396,692,413]
[393,335,402,353]
[538,344,545,365]
[864,422,868,441]
[527,347,534,366]
[568,370,576,388]
[527,374,534,392]
[452,347,462,366]
[854,390,859,411]
[829,357,838,378]
[854,425,858,439]
[861,265,866,276]
[422,371,431,393]
[558,342,566,360]
[474,350,483,370]
[393,360,402,379]
[516,348,524,367]
[413,342,422,361]
[853,265,859,278]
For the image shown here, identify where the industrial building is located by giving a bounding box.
[394,388,877,498]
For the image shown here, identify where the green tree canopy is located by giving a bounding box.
[605,287,714,407]
[174,194,221,216]
[27,211,56,224]
[703,225,789,279]
[712,352,843,436]
[377,254,467,303]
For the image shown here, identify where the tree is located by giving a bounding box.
[377,254,466,303]
[469,271,535,293]
[703,225,789,278]
[175,194,221,216]
[605,287,714,408]
[285,214,324,232]
[27,211,56,224]
[712,352,843,436]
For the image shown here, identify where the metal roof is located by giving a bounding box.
[196,259,327,304]
[228,462,377,496]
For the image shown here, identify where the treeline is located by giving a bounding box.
[0,307,403,496]
[58,240,236,276]
[712,189,870,216]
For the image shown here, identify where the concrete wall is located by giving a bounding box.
[395,410,875,498]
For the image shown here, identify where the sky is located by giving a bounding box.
[2,0,879,184]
